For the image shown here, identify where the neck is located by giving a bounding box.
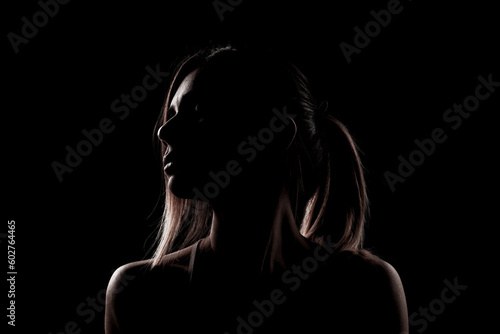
[205,186,310,275]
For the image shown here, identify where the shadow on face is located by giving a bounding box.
[157,51,297,202]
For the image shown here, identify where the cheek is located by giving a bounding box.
[165,122,264,199]
[196,125,241,159]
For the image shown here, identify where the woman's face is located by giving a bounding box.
[157,67,263,200]
[157,66,292,201]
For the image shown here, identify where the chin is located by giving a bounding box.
[167,174,213,201]
[167,175,193,199]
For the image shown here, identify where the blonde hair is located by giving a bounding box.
[151,46,369,267]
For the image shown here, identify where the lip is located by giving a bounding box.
[164,161,179,174]
[163,151,181,174]
[163,151,177,165]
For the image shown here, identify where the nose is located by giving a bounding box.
[157,118,178,145]
[157,123,167,144]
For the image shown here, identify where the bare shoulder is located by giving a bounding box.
[353,250,404,286]
[334,250,406,300]
[105,246,196,334]
[367,254,409,333]
[357,251,407,309]
[330,249,403,280]
[325,250,409,333]
[107,245,194,294]
[106,259,151,298]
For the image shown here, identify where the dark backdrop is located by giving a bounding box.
[5,0,498,333]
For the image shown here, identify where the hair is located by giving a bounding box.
[151,44,369,267]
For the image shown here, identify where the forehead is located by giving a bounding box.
[170,68,200,110]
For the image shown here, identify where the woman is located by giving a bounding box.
[105,45,409,333]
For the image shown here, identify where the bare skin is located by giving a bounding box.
[105,68,409,334]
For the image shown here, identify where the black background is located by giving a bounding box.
[4,0,498,333]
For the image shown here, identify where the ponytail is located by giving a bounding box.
[152,45,370,267]
[300,111,368,251]
[285,66,369,252]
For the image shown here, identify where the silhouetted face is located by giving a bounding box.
[158,65,293,201]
